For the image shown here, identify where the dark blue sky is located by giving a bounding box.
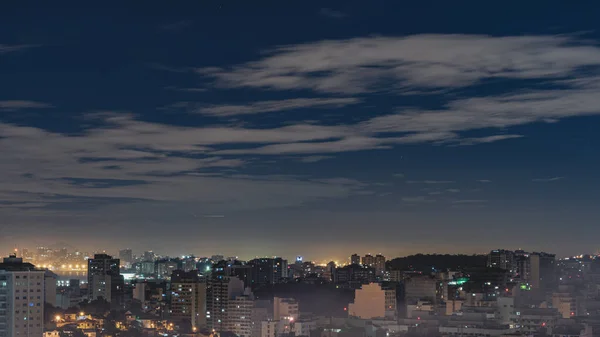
[1,1,599,260]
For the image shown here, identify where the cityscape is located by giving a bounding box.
[3,246,600,337]
[3,1,600,337]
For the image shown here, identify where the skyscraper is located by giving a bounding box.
[206,275,245,332]
[530,252,556,290]
[0,254,45,337]
[362,254,375,268]
[249,258,288,286]
[118,249,133,266]
[350,254,360,265]
[374,254,386,276]
[487,249,515,273]
[225,290,255,337]
[169,270,206,328]
[87,254,124,307]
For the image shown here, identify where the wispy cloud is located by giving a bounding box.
[199,97,360,116]
[0,114,372,213]
[455,134,523,146]
[198,35,600,94]
[196,34,600,147]
[0,101,53,111]
[477,179,492,183]
[0,44,40,54]
[402,196,435,203]
[319,8,346,19]
[392,173,405,178]
[446,189,461,193]
[297,155,334,163]
[452,199,487,204]
[532,176,564,182]
[407,180,454,184]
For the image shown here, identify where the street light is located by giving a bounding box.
[55,315,61,322]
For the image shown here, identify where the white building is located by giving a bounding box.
[206,276,245,332]
[349,283,396,319]
[274,297,299,321]
[226,293,254,337]
[0,254,46,337]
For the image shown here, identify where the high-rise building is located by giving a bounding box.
[44,270,58,307]
[251,300,271,337]
[226,291,255,337]
[530,252,556,290]
[156,260,178,279]
[87,254,124,306]
[273,297,299,321]
[350,254,360,265]
[334,264,376,288]
[118,249,133,266]
[487,249,516,273]
[404,274,437,304]
[324,261,336,281]
[362,254,375,268]
[348,283,393,319]
[374,254,386,276]
[206,275,245,332]
[249,258,288,286]
[143,251,155,262]
[0,254,46,337]
[169,270,206,328]
[182,257,197,272]
[515,253,531,281]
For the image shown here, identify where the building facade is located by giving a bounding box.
[0,254,45,337]
[87,253,124,306]
[169,270,206,328]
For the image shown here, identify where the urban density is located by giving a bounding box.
[1,247,600,337]
[3,1,600,337]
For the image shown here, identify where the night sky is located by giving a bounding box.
[1,1,600,260]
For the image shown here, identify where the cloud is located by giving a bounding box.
[452,199,487,204]
[319,8,346,19]
[477,179,492,183]
[532,176,564,182]
[455,134,524,146]
[0,101,53,111]
[199,97,360,116]
[195,34,600,146]
[0,44,39,54]
[198,34,600,94]
[446,189,461,193]
[407,180,455,184]
[0,115,371,214]
[402,196,435,203]
[392,173,405,178]
[215,136,388,155]
[297,156,334,163]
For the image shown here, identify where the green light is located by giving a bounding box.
[448,277,469,285]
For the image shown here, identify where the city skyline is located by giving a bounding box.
[7,244,593,265]
[2,1,600,256]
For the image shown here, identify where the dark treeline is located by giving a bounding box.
[387,254,487,271]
